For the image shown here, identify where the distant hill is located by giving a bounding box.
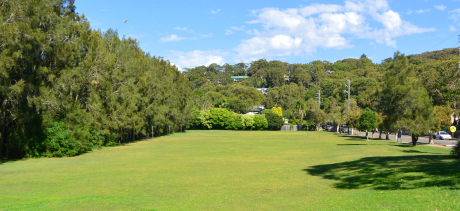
[408,48,459,61]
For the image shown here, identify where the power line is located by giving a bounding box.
[448,42,459,49]
[426,30,460,52]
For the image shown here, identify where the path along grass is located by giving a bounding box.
[1,130,460,210]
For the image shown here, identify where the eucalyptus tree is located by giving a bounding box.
[342,98,362,135]
[305,98,325,131]
[265,84,305,110]
[379,52,434,146]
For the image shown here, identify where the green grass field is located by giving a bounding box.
[1,130,460,210]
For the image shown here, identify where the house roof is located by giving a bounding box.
[231,76,249,79]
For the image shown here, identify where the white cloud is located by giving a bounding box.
[174,27,188,31]
[201,33,213,38]
[211,9,220,14]
[172,27,212,38]
[415,9,430,14]
[230,26,246,31]
[167,50,228,70]
[234,0,434,60]
[435,5,446,11]
[449,8,460,22]
[407,9,413,15]
[226,26,246,35]
[160,34,187,42]
[449,25,457,32]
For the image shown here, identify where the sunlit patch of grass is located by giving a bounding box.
[1,131,459,210]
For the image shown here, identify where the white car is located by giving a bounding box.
[433,131,452,140]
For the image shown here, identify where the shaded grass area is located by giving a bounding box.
[1,131,460,210]
[305,155,460,190]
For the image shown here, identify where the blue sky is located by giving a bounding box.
[76,0,460,70]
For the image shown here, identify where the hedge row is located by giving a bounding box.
[190,108,271,130]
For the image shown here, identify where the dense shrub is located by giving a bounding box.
[226,113,244,130]
[189,109,212,129]
[45,121,81,157]
[242,115,255,130]
[190,108,268,131]
[262,110,284,130]
[209,108,233,129]
[253,115,269,130]
[89,130,106,150]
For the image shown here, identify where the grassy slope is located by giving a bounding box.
[1,130,460,210]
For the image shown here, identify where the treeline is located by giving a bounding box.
[185,50,460,146]
[0,0,190,158]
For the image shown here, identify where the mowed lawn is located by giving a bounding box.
[1,131,460,210]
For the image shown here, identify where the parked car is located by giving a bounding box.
[433,131,452,140]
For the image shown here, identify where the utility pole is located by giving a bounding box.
[316,90,321,108]
[344,79,350,112]
[345,79,351,134]
[316,90,321,140]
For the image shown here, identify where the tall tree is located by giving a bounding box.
[357,108,378,141]
[379,52,434,146]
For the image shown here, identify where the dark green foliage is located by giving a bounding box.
[265,84,305,110]
[357,108,378,132]
[226,98,249,114]
[378,52,435,146]
[0,0,191,158]
[357,108,378,140]
[89,130,106,149]
[451,140,460,159]
[262,110,284,130]
[45,121,80,157]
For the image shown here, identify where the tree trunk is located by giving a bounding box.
[429,130,434,144]
[379,131,382,139]
[386,131,389,140]
[411,134,419,146]
[351,128,354,135]
[366,130,369,141]
[0,109,6,159]
[337,125,339,133]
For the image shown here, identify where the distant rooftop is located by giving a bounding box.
[231,76,250,79]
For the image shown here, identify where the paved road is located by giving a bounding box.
[354,132,458,148]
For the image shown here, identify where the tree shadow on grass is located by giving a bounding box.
[401,149,428,153]
[304,155,460,190]
[336,144,366,146]
[342,136,373,141]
